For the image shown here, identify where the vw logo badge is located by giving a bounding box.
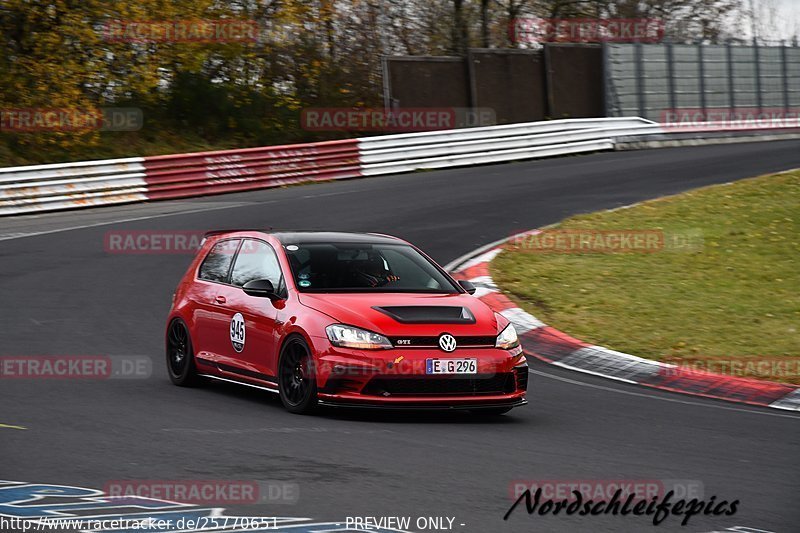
[438,333,457,353]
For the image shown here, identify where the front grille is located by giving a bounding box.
[388,335,496,348]
[515,366,529,391]
[363,373,515,397]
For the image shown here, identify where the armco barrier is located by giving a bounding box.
[0,117,797,216]
[0,157,147,214]
[142,140,362,201]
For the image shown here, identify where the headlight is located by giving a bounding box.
[326,324,393,350]
[495,323,520,350]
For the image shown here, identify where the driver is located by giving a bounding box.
[353,254,399,287]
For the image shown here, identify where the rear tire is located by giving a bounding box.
[166,318,201,386]
[278,336,318,414]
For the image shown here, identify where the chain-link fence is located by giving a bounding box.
[605,42,800,122]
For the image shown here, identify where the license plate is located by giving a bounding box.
[426,358,477,375]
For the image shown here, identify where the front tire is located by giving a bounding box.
[166,318,201,386]
[278,336,318,414]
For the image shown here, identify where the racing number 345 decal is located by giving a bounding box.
[230,313,245,352]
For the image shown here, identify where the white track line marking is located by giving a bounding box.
[0,423,27,430]
[0,187,376,242]
[0,201,256,242]
[529,368,800,420]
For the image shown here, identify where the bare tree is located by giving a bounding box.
[451,0,470,54]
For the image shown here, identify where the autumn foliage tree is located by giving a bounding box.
[0,0,767,163]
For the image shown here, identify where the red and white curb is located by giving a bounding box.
[447,234,800,412]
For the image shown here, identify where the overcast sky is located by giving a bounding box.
[756,0,800,40]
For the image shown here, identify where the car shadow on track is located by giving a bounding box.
[319,408,526,425]
[199,379,527,425]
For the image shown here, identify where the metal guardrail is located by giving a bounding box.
[357,120,662,175]
[0,158,148,214]
[141,140,361,202]
[0,117,796,216]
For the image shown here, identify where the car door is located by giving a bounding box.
[216,238,284,384]
[192,238,241,367]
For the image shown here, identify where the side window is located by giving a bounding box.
[198,239,240,283]
[230,239,283,289]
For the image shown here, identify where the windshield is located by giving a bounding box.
[283,242,459,293]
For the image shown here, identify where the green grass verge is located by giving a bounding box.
[492,170,800,383]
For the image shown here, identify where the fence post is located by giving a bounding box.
[781,42,790,112]
[602,42,611,117]
[543,44,555,118]
[381,56,392,111]
[753,38,763,112]
[466,49,478,112]
[602,42,622,118]
[726,42,736,110]
[666,41,677,116]
[698,42,707,121]
[635,43,646,118]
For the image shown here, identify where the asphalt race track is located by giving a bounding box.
[2,141,800,533]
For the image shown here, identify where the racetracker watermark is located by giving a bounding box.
[0,108,142,133]
[301,107,496,132]
[314,354,522,378]
[1,516,281,532]
[506,479,739,526]
[105,231,205,254]
[505,229,704,254]
[104,231,272,255]
[509,479,704,501]
[662,108,800,131]
[0,356,151,379]
[101,20,259,43]
[510,18,664,45]
[104,480,299,505]
[662,357,800,381]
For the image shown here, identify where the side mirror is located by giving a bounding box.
[242,279,280,300]
[458,280,477,295]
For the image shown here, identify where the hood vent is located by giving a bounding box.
[373,306,475,324]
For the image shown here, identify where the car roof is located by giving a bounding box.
[204,230,404,246]
[271,231,404,245]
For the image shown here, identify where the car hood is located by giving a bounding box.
[297,292,502,336]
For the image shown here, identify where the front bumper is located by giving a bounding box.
[319,397,528,410]
[311,338,528,408]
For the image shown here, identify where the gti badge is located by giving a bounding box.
[438,333,457,352]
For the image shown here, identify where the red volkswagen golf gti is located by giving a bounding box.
[166,231,528,415]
